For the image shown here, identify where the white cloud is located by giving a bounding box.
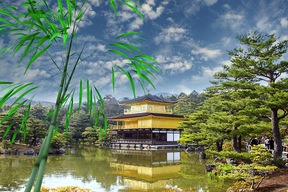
[155,55,193,74]
[280,17,288,28]
[88,0,101,7]
[154,26,186,44]
[204,0,217,6]
[128,17,144,30]
[183,0,217,15]
[191,47,222,61]
[191,65,223,82]
[141,1,165,20]
[256,16,273,32]
[218,9,245,31]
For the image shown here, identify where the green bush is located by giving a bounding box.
[2,140,10,149]
[272,156,287,168]
[51,133,67,149]
[222,141,233,151]
[250,145,272,165]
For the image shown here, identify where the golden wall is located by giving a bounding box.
[120,117,181,129]
[125,103,172,114]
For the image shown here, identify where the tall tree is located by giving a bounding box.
[26,118,47,146]
[174,92,202,116]
[215,31,288,157]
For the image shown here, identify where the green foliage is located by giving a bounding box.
[250,145,272,164]
[51,133,67,150]
[214,31,288,157]
[26,118,47,146]
[62,132,74,145]
[173,91,205,116]
[81,127,98,144]
[2,140,10,149]
[271,156,287,168]
[210,144,279,190]
[207,150,251,162]
[212,163,276,190]
[222,141,233,151]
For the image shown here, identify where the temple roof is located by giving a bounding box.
[108,112,183,120]
[119,94,176,105]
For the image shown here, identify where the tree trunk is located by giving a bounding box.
[238,136,241,152]
[232,125,241,152]
[216,139,223,152]
[271,108,282,157]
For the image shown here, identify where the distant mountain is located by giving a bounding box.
[155,92,177,98]
[4,97,55,106]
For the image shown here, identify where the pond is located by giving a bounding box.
[0,147,231,191]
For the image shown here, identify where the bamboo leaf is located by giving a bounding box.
[53,123,60,137]
[25,44,52,74]
[140,73,156,89]
[89,88,92,117]
[78,79,83,110]
[111,67,115,90]
[110,0,117,15]
[116,31,140,39]
[0,81,13,85]
[67,0,72,25]
[120,42,141,53]
[5,83,33,101]
[86,80,90,110]
[57,0,63,17]
[20,101,31,142]
[122,1,144,19]
[3,122,13,139]
[75,10,84,21]
[108,49,129,59]
[0,17,17,27]
[63,33,69,45]
[11,128,19,144]
[0,9,19,21]
[0,100,27,126]
[12,86,38,106]
[45,109,54,120]
[94,86,104,110]
[0,89,14,108]
[109,43,131,52]
[135,54,158,63]
[117,66,136,97]
[102,113,107,135]
[94,110,100,128]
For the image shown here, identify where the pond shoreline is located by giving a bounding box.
[0,143,66,155]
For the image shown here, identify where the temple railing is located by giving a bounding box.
[124,108,173,114]
[111,139,156,144]
[111,139,178,145]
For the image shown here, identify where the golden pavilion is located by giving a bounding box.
[108,94,184,149]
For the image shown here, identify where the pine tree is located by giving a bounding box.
[214,31,288,157]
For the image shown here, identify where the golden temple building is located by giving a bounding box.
[108,94,184,149]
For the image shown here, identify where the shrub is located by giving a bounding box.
[272,156,287,168]
[51,133,67,149]
[222,142,233,151]
[250,145,272,165]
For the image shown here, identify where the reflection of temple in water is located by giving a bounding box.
[110,150,181,191]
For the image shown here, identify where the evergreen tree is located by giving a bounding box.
[214,31,288,157]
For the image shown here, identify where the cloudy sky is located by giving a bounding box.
[1,0,288,102]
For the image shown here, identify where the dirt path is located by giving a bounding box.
[254,168,288,192]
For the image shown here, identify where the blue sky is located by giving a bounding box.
[1,0,288,102]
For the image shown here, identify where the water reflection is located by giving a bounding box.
[110,150,181,191]
[0,147,230,192]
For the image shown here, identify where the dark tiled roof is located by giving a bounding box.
[119,94,176,105]
[108,112,184,120]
